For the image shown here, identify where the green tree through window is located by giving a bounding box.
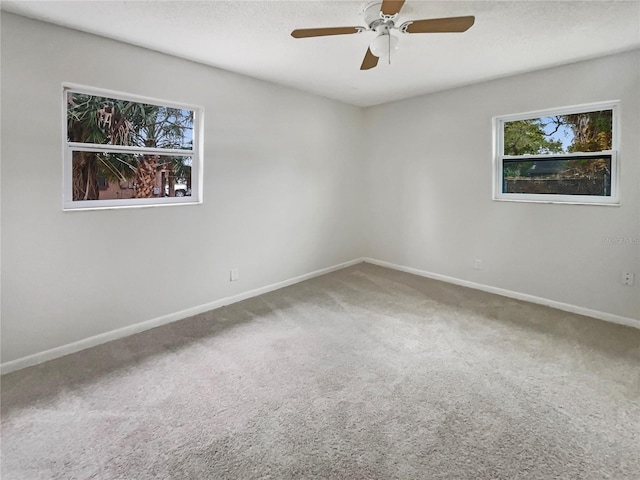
[495,103,617,204]
[67,92,194,201]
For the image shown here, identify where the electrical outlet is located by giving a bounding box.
[473,259,482,270]
[230,269,239,282]
[621,272,635,286]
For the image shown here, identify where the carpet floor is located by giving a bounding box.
[2,263,639,479]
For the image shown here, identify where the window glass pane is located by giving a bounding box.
[67,92,193,150]
[72,151,192,201]
[503,156,612,196]
[504,110,612,155]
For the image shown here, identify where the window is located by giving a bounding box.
[493,101,619,205]
[63,84,203,210]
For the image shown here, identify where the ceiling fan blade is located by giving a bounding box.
[291,26,362,38]
[360,47,379,70]
[381,0,406,16]
[403,16,475,34]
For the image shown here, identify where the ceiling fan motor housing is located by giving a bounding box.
[363,1,397,29]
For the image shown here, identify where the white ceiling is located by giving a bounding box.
[2,0,639,107]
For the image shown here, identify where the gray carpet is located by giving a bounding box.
[2,263,639,479]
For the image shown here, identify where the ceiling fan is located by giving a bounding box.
[291,0,475,70]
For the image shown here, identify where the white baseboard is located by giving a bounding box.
[0,258,364,375]
[362,258,640,331]
[4,256,638,375]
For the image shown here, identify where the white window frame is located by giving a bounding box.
[62,83,204,211]
[493,101,620,206]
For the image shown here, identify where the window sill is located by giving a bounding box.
[492,197,620,206]
[63,199,202,211]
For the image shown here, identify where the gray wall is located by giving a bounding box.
[1,14,365,364]
[363,50,640,320]
[2,13,638,368]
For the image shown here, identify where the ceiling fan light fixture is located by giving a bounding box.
[370,33,399,58]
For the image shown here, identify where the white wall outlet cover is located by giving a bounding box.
[230,269,240,282]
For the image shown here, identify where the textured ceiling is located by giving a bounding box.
[2,0,639,106]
